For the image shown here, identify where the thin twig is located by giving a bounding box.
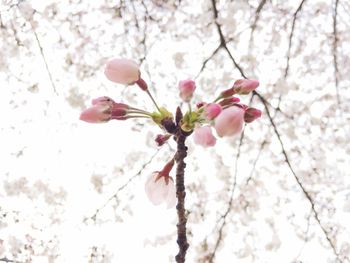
[285,0,306,79]
[210,0,340,260]
[332,0,341,104]
[84,148,161,222]
[208,130,245,263]
[248,0,268,50]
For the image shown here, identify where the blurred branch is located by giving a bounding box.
[0,258,23,263]
[195,44,221,79]
[285,0,306,79]
[293,208,312,261]
[209,0,341,261]
[210,0,247,78]
[332,0,341,104]
[84,148,162,222]
[31,26,58,95]
[254,91,341,260]
[207,130,245,263]
[248,0,267,50]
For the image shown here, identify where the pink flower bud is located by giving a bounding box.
[80,103,112,123]
[219,97,240,107]
[196,102,207,109]
[233,79,259,94]
[91,96,114,106]
[204,103,222,120]
[244,107,262,123]
[104,58,140,85]
[144,159,176,208]
[214,106,245,137]
[155,134,171,146]
[193,126,216,147]
[179,79,196,102]
[220,87,235,98]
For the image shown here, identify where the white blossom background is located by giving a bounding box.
[0,0,350,262]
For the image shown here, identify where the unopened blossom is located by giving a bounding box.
[219,97,240,107]
[193,125,216,147]
[145,159,176,208]
[104,58,140,85]
[214,106,245,137]
[233,79,259,94]
[80,97,129,123]
[179,79,196,102]
[244,107,262,123]
[204,103,222,120]
[155,134,171,146]
[80,103,112,123]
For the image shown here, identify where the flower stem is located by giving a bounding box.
[145,89,162,113]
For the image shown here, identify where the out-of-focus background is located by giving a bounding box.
[0,0,349,262]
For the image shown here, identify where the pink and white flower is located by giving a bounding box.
[145,159,176,208]
[179,79,196,102]
[145,172,176,208]
[193,125,216,147]
[104,58,140,85]
[214,106,245,137]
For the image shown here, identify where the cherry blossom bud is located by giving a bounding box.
[244,107,262,123]
[111,107,128,119]
[220,87,235,98]
[91,96,114,106]
[155,134,171,146]
[233,79,259,94]
[145,159,176,208]
[214,106,245,137]
[204,103,222,120]
[196,102,207,109]
[179,79,196,102]
[219,97,240,107]
[104,58,140,85]
[80,103,112,123]
[193,126,216,147]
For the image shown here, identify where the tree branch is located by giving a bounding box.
[174,108,190,263]
[84,148,162,222]
[285,0,306,79]
[209,0,340,260]
[332,0,341,104]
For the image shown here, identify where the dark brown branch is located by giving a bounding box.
[174,125,189,263]
[210,0,340,260]
[285,0,306,79]
[254,91,340,260]
[332,0,341,104]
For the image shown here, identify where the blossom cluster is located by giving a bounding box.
[80,58,261,208]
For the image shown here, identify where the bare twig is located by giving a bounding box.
[209,0,340,260]
[208,130,245,263]
[285,0,306,79]
[195,44,221,79]
[248,0,268,50]
[85,148,162,222]
[332,0,341,104]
